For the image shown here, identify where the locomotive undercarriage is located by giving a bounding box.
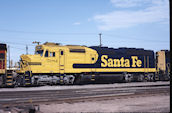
[31,74,75,85]
[14,73,75,86]
[9,71,157,87]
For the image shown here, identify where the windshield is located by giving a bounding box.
[35,50,44,56]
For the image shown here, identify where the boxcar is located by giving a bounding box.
[156,50,170,80]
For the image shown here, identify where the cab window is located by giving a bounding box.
[50,52,55,57]
[35,50,44,56]
[50,52,53,57]
[53,52,55,57]
[45,51,48,57]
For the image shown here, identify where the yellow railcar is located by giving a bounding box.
[156,50,170,80]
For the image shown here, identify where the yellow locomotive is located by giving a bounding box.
[16,42,160,86]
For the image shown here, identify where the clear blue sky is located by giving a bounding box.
[0,0,169,64]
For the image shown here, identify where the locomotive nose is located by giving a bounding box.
[20,54,31,62]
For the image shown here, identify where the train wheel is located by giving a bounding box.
[148,74,154,82]
[138,74,144,82]
[63,75,75,85]
[74,74,83,85]
[123,73,132,83]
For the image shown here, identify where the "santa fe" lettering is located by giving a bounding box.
[101,55,142,67]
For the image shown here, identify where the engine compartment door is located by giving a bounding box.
[59,49,65,74]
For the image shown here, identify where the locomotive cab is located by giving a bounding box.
[17,42,100,85]
[19,42,60,74]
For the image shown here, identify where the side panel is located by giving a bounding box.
[90,54,96,72]
[64,47,98,73]
[73,47,156,73]
[59,49,65,74]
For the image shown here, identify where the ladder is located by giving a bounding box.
[6,70,13,86]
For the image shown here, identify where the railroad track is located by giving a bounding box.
[0,82,170,112]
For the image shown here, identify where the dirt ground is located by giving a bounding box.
[39,94,170,113]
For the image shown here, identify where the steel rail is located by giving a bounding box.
[0,84,169,105]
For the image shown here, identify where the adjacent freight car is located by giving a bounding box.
[156,50,170,80]
[16,42,157,86]
[0,43,14,87]
[0,43,7,86]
